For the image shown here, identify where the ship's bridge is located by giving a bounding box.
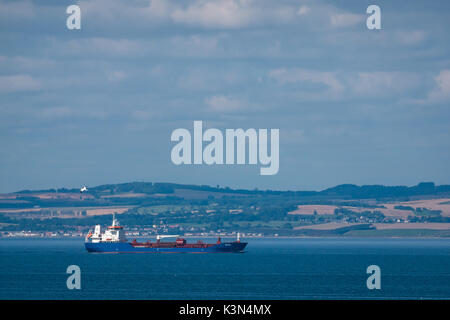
[86,214,127,243]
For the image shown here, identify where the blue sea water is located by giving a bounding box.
[0,237,449,300]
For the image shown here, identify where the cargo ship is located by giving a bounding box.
[84,215,247,253]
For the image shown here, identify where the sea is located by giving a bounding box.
[0,237,449,300]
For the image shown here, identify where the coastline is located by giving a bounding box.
[1,234,450,240]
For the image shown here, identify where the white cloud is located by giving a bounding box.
[177,65,246,92]
[171,0,255,28]
[269,69,423,101]
[269,68,344,97]
[48,37,143,58]
[427,69,450,102]
[88,38,142,56]
[205,94,246,112]
[0,74,41,93]
[107,70,127,83]
[0,0,34,19]
[0,56,56,71]
[297,5,310,16]
[34,106,109,120]
[80,0,173,24]
[143,0,174,19]
[281,129,307,145]
[330,12,364,28]
[48,34,223,59]
[130,109,154,120]
[170,0,304,29]
[169,34,220,56]
[434,70,450,94]
[348,72,421,96]
[395,30,426,45]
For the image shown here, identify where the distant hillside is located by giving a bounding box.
[13,181,450,200]
[320,182,450,199]
[3,181,450,237]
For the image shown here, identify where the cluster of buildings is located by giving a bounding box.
[0,229,264,239]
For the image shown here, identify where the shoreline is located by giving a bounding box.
[1,235,450,240]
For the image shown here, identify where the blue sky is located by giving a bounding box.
[0,0,450,192]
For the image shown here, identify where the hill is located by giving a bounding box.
[1,181,450,238]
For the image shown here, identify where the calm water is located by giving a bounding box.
[0,238,449,299]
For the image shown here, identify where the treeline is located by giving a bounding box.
[320,182,450,199]
[15,181,450,200]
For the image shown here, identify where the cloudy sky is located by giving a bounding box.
[1,0,450,193]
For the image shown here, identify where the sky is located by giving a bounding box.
[0,0,450,193]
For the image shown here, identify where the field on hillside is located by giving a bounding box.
[294,222,364,230]
[0,206,133,218]
[373,223,450,230]
[288,198,450,219]
[379,199,450,217]
[288,205,338,215]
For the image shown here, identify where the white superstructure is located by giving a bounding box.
[85,214,127,243]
